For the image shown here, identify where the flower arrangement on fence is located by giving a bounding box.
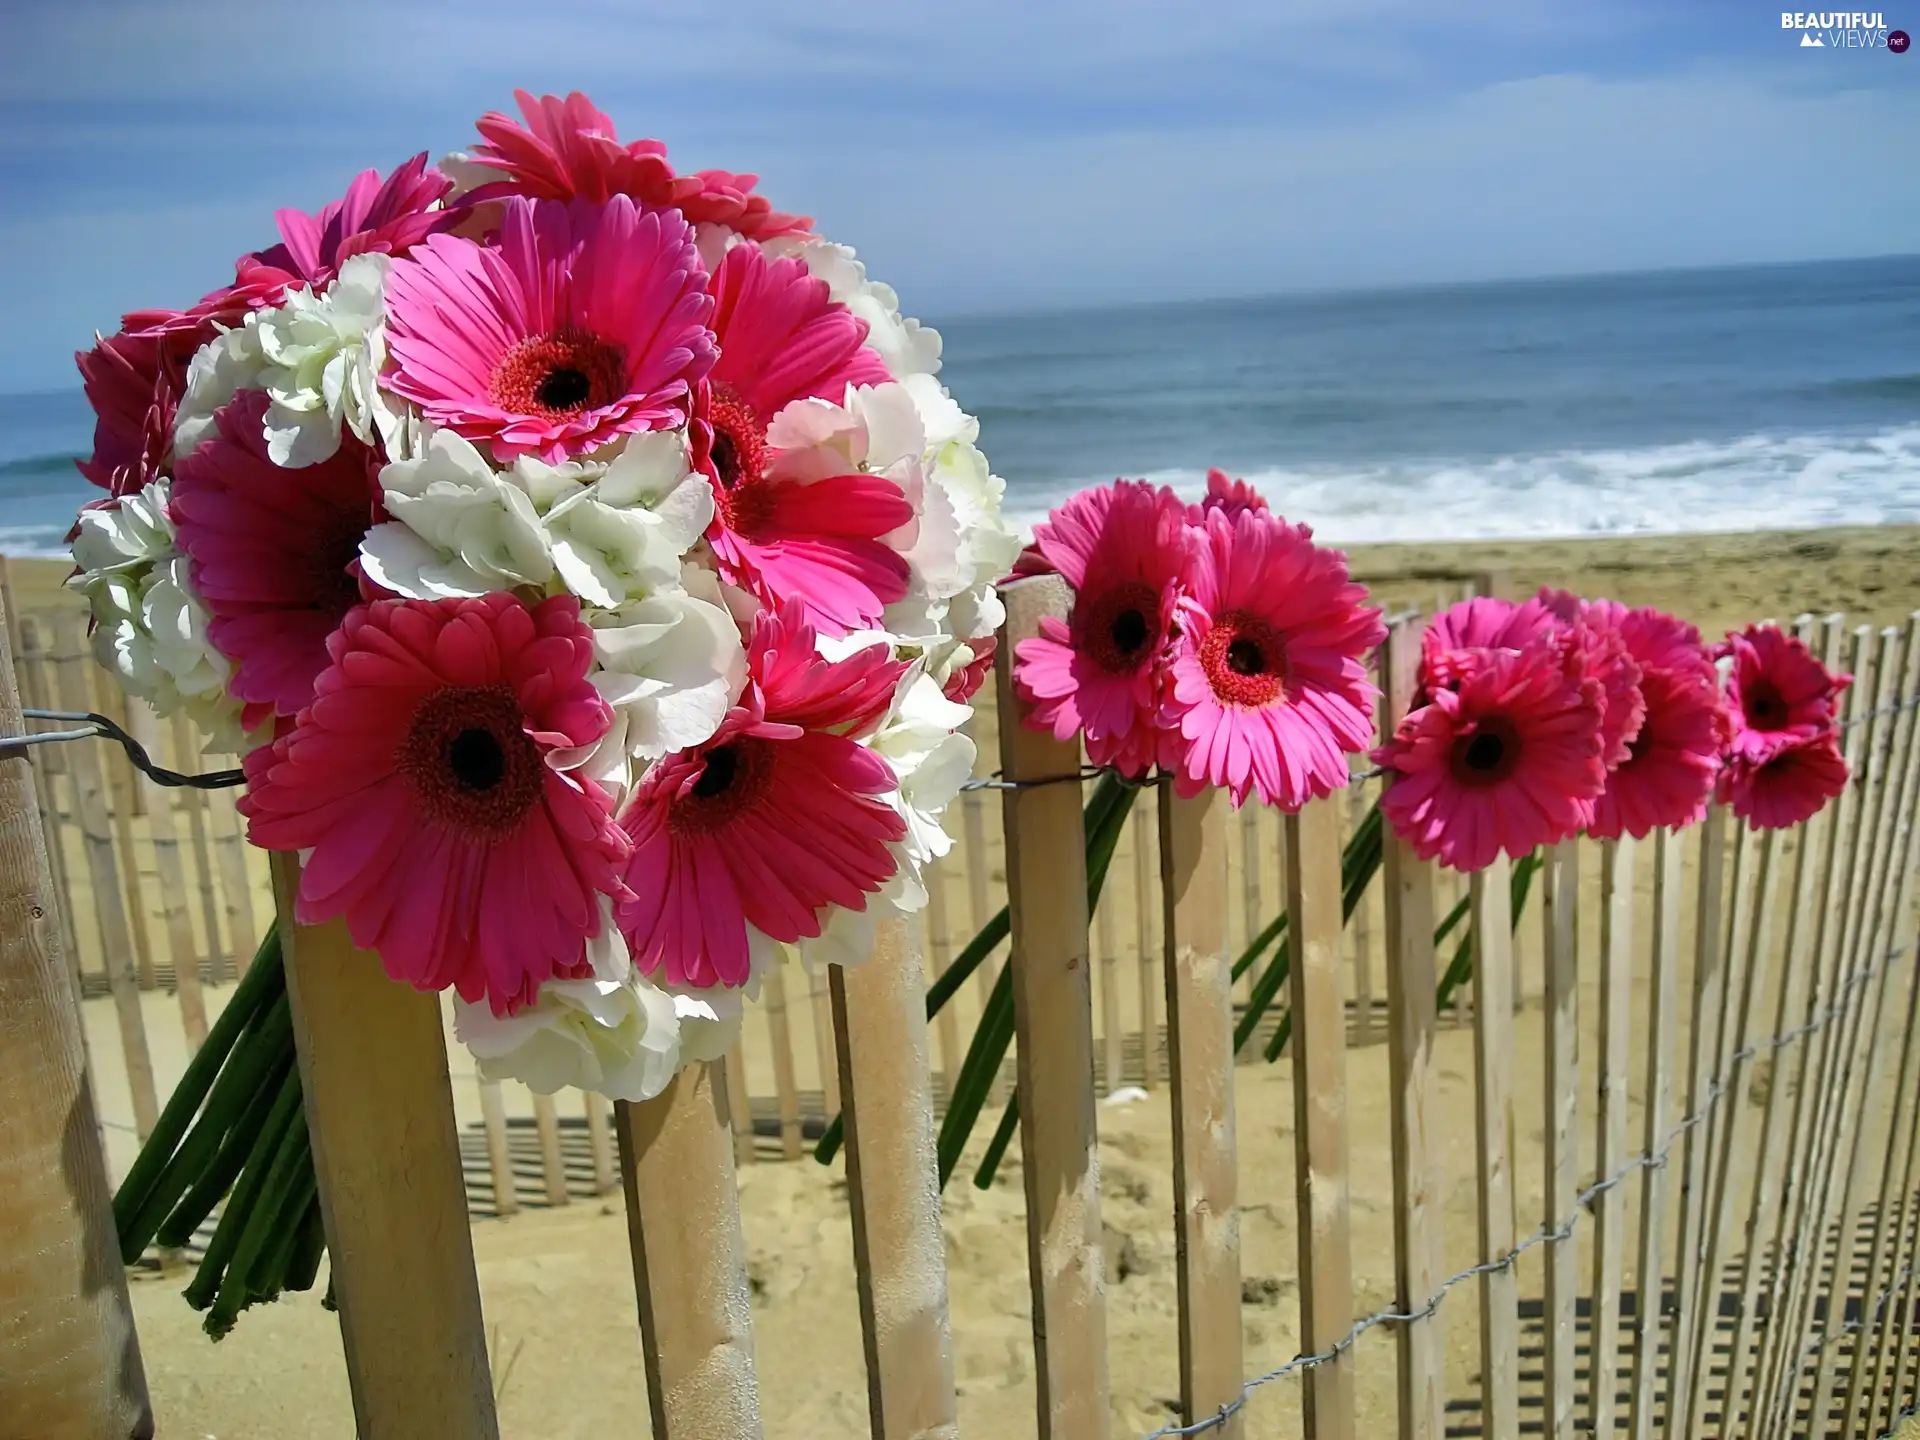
[89,90,1016,1334]
[904,479,1856,1195]
[72,89,1018,1102]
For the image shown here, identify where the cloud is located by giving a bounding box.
[0,1,1911,389]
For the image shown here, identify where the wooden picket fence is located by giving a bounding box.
[8,561,1920,1438]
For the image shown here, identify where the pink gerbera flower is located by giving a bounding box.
[1719,730,1849,830]
[695,243,906,633]
[237,153,461,295]
[171,391,382,728]
[1012,481,1190,777]
[1722,623,1850,763]
[1376,645,1606,871]
[1185,467,1269,523]
[1420,594,1555,692]
[241,593,630,1014]
[468,91,812,239]
[1163,506,1383,809]
[1537,589,1647,771]
[1582,606,1723,839]
[616,603,909,989]
[383,194,715,464]
[73,328,192,498]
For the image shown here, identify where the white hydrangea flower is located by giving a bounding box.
[761,237,942,380]
[556,586,747,804]
[253,254,391,468]
[360,428,553,598]
[670,984,745,1065]
[69,481,175,577]
[173,322,266,461]
[543,430,714,609]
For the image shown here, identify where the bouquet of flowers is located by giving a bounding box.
[72,89,1017,1105]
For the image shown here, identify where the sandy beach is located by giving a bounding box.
[11,522,1920,1439]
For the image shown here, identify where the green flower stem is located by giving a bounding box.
[972,1088,1021,1189]
[183,1067,301,1318]
[284,1196,327,1295]
[120,986,293,1262]
[205,1091,311,1338]
[112,929,284,1238]
[936,963,1015,1186]
[247,1150,318,1307]
[154,1039,294,1251]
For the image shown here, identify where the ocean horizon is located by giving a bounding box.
[3,253,1916,558]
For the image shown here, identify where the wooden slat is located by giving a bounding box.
[1133,790,1160,1089]
[962,788,996,1020]
[1745,618,1865,1437]
[925,855,963,1101]
[143,770,208,1050]
[1381,616,1444,1440]
[271,851,499,1439]
[1682,824,1779,1438]
[531,1089,570,1206]
[1160,787,1243,1435]
[724,1043,755,1166]
[15,618,83,983]
[1856,615,1920,1433]
[995,574,1110,1439]
[1541,839,1579,1440]
[172,714,226,985]
[1240,801,1262,1010]
[809,966,840,1120]
[1628,828,1684,1440]
[478,1079,519,1218]
[762,965,804,1161]
[1348,781,1376,1047]
[830,916,959,1438]
[52,611,158,1139]
[1660,805,1725,1439]
[1590,836,1636,1436]
[0,584,154,1439]
[91,676,156,991]
[1469,854,1519,1438]
[1097,850,1123,1094]
[1287,800,1356,1439]
[616,1064,764,1439]
[1876,1039,1920,1430]
[207,772,259,975]
[582,1090,617,1195]
[1805,623,1917,1435]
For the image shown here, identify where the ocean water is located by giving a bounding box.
[3,255,1916,556]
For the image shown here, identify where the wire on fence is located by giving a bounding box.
[2,708,244,788]
[1139,935,1920,1439]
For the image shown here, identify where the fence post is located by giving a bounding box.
[1626,828,1683,1440]
[1468,854,1519,1437]
[1380,616,1445,1440]
[1540,838,1579,1440]
[13,617,82,978]
[1287,799,1356,1439]
[1160,785,1243,1435]
[830,916,960,1438]
[0,586,154,1439]
[1133,789,1160,1088]
[1589,835,1635,1435]
[92,676,156,991]
[52,610,158,1140]
[615,1063,765,1439]
[995,574,1111,1439]
[270,852,499,1439]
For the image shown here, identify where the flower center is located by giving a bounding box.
[670,739,775,834]
[1449,718,1521,787]
[489,332,627,421]
[702,383,776,537]
[1197,610,1287,708]
[1745,680,1787,730]
[1071,581,1162,674]
[397,684,544,839]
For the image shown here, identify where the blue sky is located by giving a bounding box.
[0,0,1914,392]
